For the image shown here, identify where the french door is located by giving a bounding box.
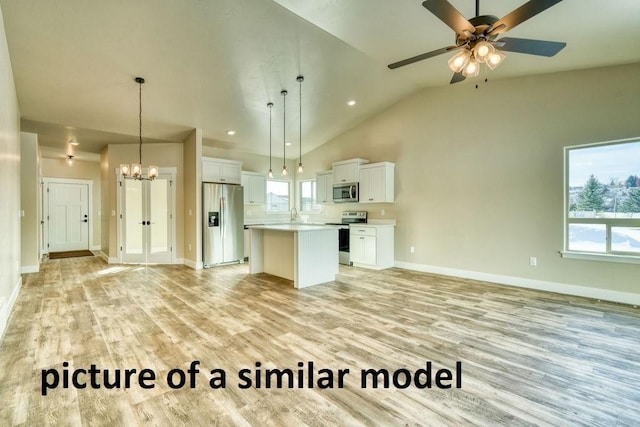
[120,173,174,264]
[47,182,89,252]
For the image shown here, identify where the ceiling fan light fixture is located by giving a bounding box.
[448,49,472,73]
[66,155,74,166]
[486,50,506,70]
[462,59,480,77]
[473,40,495,63]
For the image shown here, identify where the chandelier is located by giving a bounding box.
[121,77,158,180]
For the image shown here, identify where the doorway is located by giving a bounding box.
[118,170,175,264]
[44,179,92,253]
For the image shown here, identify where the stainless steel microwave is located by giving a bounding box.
[333,183,358,203]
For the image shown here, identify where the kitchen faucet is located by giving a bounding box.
[290,207,298,222]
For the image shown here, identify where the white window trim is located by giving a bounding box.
[266,179,291,214]
[563,137,640,264]
[298,179,321,213]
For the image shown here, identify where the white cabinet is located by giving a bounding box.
[202,157,242,184]
[241,172,266,205]
[332,158,368,184]
[349,225,394,270]
[315,170,333,204]
[359,162,395,203]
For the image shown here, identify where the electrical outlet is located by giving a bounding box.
[529,257,537,267]
[410,246,415,254]
[381,209,385,216]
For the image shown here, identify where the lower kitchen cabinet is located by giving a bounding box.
[349,225,394,270]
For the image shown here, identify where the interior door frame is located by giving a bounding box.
[42,177,94,255]
[116,167,177,264]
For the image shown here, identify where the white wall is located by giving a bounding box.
[0,3,22,340]
[301,63,640,304]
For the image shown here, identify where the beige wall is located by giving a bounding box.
[100,146,109,254]
[0,3,21,338]
[301,63,640,298]
[41,157,102,250]
[183,129,202,266]
[106,143,184,259]
[20,132,40,271]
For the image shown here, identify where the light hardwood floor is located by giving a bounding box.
[0,256,638,426]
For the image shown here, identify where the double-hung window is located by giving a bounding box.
[266,179,290,212]
[299,179,320,212]
[564,138,640,262]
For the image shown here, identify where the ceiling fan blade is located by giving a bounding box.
[422,0,475,36]
[498,37,566,57]
[450,72,465,84]
[488,0,563,35]
[388,46,455,69]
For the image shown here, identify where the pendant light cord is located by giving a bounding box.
[298,77,302,166]
[138,79,143,165]
[282,90,287,169]
[268,102,273,171]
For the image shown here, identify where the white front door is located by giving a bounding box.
[121,174,173,264]
[48,182,89,252]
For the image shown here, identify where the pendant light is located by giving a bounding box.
[120,77,158,180]
[267,102,274,178]
[296,75,304,174]
[281,89,288,176]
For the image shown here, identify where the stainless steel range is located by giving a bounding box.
[326,211,367,265]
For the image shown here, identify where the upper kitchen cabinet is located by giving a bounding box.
[202,157,242,184]
[332,158,368,184]
[359,162,395,203]
[315,170,333,204]
[241,172,266,205]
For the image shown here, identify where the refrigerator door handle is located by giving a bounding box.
[220,197,225,239]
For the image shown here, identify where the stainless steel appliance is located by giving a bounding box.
[202,182,244,267]
[333,182,359,203]
[326,211,367,265]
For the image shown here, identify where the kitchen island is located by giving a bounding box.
[248,224,339,288]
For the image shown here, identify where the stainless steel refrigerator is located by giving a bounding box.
[202,183,244,267]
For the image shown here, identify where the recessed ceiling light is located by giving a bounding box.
[69,139,79,146]
[285,142,292,146]
[226,130,236,136]
[347,100,356,106]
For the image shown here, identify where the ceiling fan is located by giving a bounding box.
[388,0,566,84]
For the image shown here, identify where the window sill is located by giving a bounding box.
[561,251,640,265]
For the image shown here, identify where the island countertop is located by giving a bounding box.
[246,224,330,232]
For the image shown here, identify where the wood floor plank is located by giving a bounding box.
[0,257,638,426]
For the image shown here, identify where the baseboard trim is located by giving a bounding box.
[394,261,640,306]
[96,251,108,262]
[184,258,203,270]
[0,276,22,344]
[90,245,101,251]
[20,265,39,274]
[108,257,118,264]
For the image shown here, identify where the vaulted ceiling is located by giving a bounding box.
[2,0,640,160]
